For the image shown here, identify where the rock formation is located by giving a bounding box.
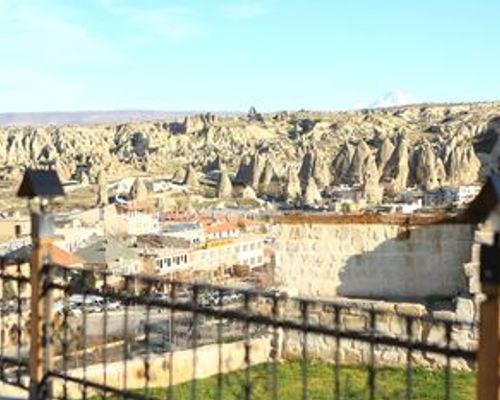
[312,153,331,189]
[250,152,265,190]
[361,154,383,204]
[130,178,148,201]
[217,171,233,199]
[332,142,355,184]
[383,136,410,192]
[247,106,264,123]
[445,140,481,185]
[283,166,302,203]
[96,171,108,207]
[414,140,444,191]
[0,102,496,205]
[298,149,315,185]
[303,177,322,206]
[172,167,186,183]
[242,185,257,200]
[183,165,199,188]
[349,140,372,184]
[235,155,252,185]
[376,137,395,173]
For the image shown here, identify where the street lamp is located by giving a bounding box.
[17,168,64,400]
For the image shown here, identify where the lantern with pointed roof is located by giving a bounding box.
[17,168,65,238]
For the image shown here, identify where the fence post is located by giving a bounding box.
[29,208,55,400]
[18,169,64,399]
[478,232,500,400]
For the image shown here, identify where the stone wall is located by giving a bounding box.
[53,335,272,398]
[280,297,477,371]
[273,223,475,301]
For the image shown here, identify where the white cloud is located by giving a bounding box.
[0,1,119,111]
[223,1,268,19]
[0,1,120,66]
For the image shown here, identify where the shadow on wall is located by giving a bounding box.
[337,224,474,302]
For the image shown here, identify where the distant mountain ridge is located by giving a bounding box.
[0,110,241,127]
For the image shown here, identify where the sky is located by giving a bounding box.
[0,0,499,112]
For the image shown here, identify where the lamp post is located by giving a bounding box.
[17,168,64,400]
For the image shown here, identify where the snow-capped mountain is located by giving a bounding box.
[367,90,418,109]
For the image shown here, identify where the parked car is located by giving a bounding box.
[53,301,82,317]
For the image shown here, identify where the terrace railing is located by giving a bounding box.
[0,258,479,400]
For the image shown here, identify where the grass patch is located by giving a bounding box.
[95,361,475,399]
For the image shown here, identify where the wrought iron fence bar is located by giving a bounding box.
[48,371,155,400]
[42,290,475,361]
[191,285,199,400]
[15,261,22,386]
[166,282,176,400]
[216,288,224,400]
[368,310,377,400]
[405,316,414,400]
[445,321,452,400]
[44,268,478,328]
[333,305,340,400]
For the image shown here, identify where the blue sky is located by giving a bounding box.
[0,0,498,112]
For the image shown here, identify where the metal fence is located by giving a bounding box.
[0,257,477,400]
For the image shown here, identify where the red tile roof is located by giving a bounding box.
[49,244,84,267]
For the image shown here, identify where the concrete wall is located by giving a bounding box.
[273,223,475,300]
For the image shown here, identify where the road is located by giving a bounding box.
[79,307,175,338]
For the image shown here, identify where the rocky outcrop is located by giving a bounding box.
[183,165,199,188]
[298,150,314,185]
[235,155,252,185]
[0,102,496,202]
[376,137,395,173]
[217,171,233,199]
[349,140,372,184]
[250,153,266,190]
[303,177,322,206]
[414,140,444,191]
[360,154,382,204]
[130,178,148,201]
[96,171,108,207]
[312,153,331,189]
[242,185,257,200]
[332,142,355,184]
[383,136,410,192]
[247,106,264,123]
[283,166,302,203]
[445,140,481,185]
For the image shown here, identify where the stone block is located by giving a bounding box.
[395,303,427,317]
[455,297,474,323]
[342,314,367,331]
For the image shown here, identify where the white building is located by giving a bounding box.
[150,235,265,275]
[162,222,205,245]
[425,185,481,207]
[125,211,160,236]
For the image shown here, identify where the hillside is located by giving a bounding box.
[0,101,499,209]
